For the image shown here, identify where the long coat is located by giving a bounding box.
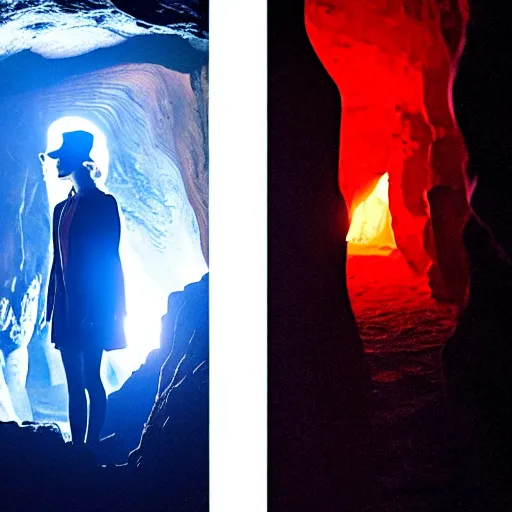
[46,188,127,352]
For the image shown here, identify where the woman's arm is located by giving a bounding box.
[45,259,56,323]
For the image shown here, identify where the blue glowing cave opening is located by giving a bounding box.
[38,116,208,432]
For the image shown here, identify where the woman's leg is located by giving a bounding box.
[60,348,87,445]
[83,347,105,446]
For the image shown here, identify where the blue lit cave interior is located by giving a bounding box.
[0,2,208,510]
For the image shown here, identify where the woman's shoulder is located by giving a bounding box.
[103,192,119,210]
[88,189,120,217]
[55,199,67,211]
[86,188,118,204]
[53,199,67,217]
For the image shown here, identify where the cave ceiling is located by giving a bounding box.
[0,0,208,61]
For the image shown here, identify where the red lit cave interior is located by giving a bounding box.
[306,1,473,506]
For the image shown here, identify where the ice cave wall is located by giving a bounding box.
[306,0,469,304]
[0,50,208,417]
[37,62,209,274]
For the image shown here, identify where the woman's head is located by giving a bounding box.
[54,154,86,179]
[46,130,94,180]
[42,129,106,189]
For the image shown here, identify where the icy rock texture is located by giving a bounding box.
[0,0,207,60]
[0,277,41,352]
[0,140,50,421]
[37,63,208,287]
[306,0,469,304]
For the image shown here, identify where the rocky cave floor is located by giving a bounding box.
[347,251,493,511]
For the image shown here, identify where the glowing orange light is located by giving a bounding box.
[346,173,396,254]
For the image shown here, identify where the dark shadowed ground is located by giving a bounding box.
[347,252,488,511]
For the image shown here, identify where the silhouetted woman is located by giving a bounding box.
[43,130,126,448]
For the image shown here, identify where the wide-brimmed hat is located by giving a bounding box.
[47,130,94,160]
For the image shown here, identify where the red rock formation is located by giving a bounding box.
[306,0,469,304]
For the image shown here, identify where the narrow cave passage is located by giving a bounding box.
[343,174,464,508]
[344,169,458,354]
[306,0,469,304]
[346,251,466,508]
[305,0,467,356]
[304,1,473,507]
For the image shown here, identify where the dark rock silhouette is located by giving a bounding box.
[0,421,107,511]
[427,185,469,306]
[442,0,512,505]
[129,272,209,511]
[269,1,371,510]
[103,273,207,458]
